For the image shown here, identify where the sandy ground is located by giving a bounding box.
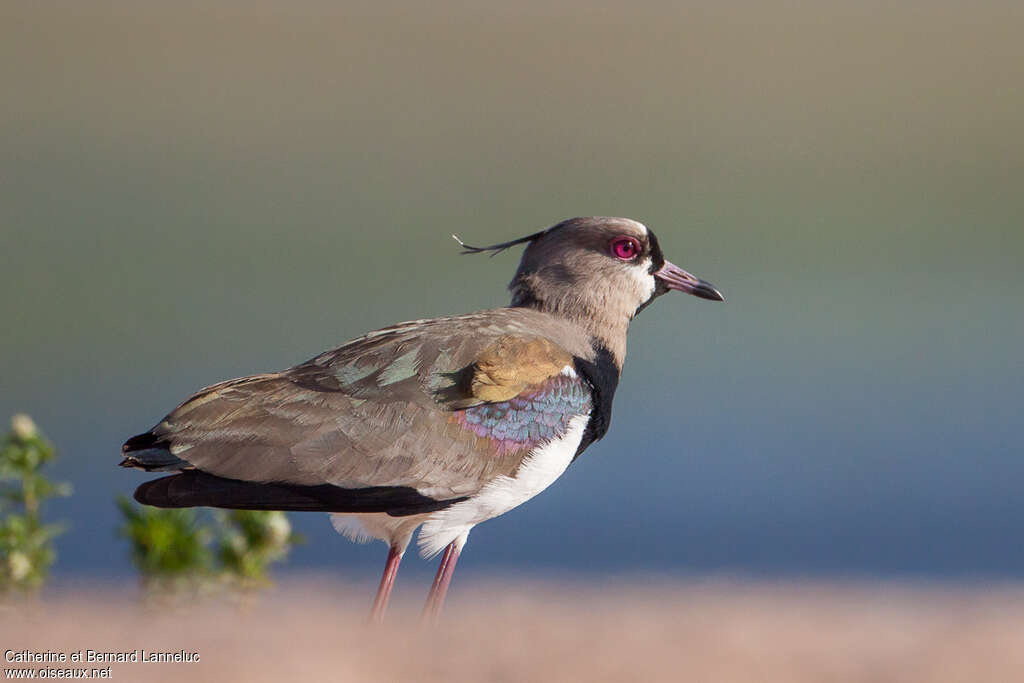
[3,578,1024,682]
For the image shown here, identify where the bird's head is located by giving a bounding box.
[458,216,722,324]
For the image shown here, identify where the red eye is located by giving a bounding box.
[610,236,640,260]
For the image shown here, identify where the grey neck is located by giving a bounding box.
[510,278,629,369]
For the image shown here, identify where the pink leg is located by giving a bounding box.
[369,545,402,623]
[421,541,461,623]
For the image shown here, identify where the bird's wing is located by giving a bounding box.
[123,313,594,506]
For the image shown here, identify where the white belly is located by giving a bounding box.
[417,413,589,558]
[329,512,427,553]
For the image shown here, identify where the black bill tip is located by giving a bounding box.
[693,280,725,302]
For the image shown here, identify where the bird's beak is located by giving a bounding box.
[655,260,725,302]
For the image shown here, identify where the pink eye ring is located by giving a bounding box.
[610,236,641,260]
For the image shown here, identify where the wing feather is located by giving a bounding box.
[123,309,595,504]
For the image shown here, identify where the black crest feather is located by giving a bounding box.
[451,228,550,257]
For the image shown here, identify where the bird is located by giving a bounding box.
[120,216,723,621]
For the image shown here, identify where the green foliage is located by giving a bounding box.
[0,414,71,592]
[118,500,300,593]
[116,497,212,591]
[215,510,302,588]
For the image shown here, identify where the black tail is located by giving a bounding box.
[133,471,466,517]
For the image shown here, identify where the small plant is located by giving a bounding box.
[0,414,71,592]
[118,499,300,593]
[215,510,301,589]
[117,497,213,592]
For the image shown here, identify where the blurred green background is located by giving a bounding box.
[2,1,1021,579]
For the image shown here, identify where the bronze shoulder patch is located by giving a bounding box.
[470,336,572,403]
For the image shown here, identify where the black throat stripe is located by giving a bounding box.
[571,345,620,462]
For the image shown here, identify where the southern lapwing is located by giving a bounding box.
[120,217,723,621]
